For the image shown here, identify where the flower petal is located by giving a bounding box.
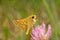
[45,24,52,38]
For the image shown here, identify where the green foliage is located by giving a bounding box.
[0,0,60,40]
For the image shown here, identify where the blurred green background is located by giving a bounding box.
[0,0,60,40]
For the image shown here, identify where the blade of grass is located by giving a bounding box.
[42,0,59,40]
[3,22,9,40]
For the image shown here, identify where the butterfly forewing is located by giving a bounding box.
[13,15,36,35]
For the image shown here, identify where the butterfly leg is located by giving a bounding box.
[26,27,30,35]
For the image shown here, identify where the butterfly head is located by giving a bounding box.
[30,15,36,23]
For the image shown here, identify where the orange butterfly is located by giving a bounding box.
[13,15,36,35]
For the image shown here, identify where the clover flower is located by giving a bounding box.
[30,23,52,40]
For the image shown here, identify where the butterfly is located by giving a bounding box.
[13,15,36,35]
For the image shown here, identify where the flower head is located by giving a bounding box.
[30,23,52,40]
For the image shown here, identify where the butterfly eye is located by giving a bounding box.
[32,16,34,19]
